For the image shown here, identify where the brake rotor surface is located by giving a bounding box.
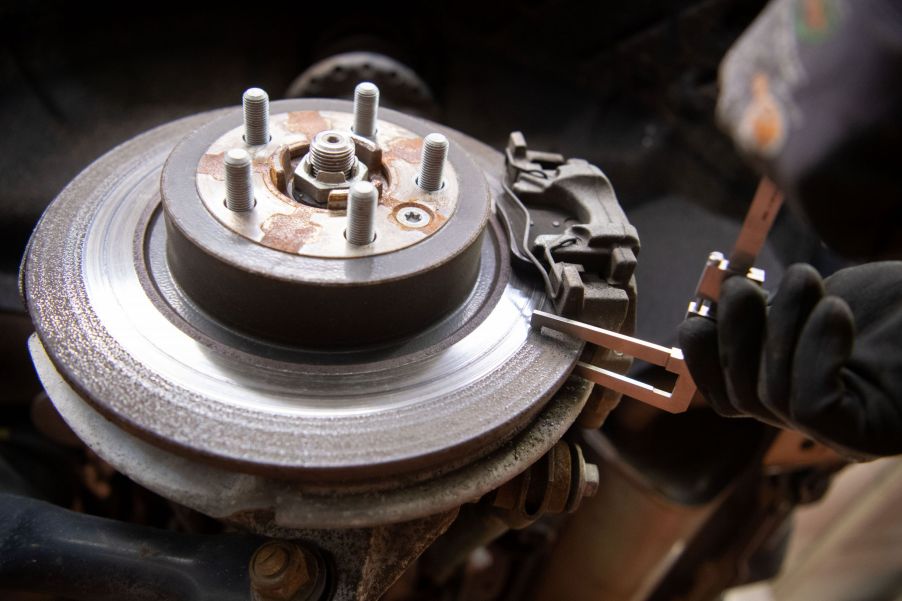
[23,100,583,484]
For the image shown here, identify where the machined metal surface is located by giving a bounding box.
[531,310,697,414]
[346,181,378,246]
[30,334,592,527]
[225,148,255,212]
[417,133,448,192]
[243,87,271,146]
[352,82,379,139]
[22,103,584,487]
[306,129,358,176]
[291,129,369,206]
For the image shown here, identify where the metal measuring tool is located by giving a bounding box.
[531,178,784,414]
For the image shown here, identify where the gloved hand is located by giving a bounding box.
[679,262,902,458]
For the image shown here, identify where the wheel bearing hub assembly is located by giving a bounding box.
[22,84,636,599]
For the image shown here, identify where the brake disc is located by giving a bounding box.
[23,98,587,527]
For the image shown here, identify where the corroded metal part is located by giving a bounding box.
[20,88,637,601]
[249,540,327,601]
[250,510,460,601]
[419,440,600,585]
[194,107,461,258]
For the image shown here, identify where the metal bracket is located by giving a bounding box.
[531,310,697,414]
[500,131,639,330]
[500,131,643,426]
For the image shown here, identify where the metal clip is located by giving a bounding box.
[531,310,697,414]
[688,178,783,318]
[688,251,766,318]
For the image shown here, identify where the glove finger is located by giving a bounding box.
[763,264,824,418]
[678,315,738,417]
[718,276,777,422]
[824,262,902,331]
[789,296,856,440]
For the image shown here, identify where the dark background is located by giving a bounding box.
[1,0,837,341]
[0,0,770,265]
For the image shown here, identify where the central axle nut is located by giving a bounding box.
[293,129,368,204]
[308,130,356,177]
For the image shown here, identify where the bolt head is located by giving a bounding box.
[255,544,289,578]
[396,205,431,228]
[250,541,317,601]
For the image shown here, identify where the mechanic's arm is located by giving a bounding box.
[717,0,902,259]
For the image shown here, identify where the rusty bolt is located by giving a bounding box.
[224,148,254,212]
[254,543,289,578]
[249,541,317,601]
[243,87,270,146]
[417,133,448,192]
[353,82,379,138]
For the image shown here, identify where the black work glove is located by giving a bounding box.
[679,262,902,458]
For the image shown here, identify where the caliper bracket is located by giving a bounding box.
[499,132,645,426]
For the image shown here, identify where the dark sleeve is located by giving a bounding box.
[717,0,902,260]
